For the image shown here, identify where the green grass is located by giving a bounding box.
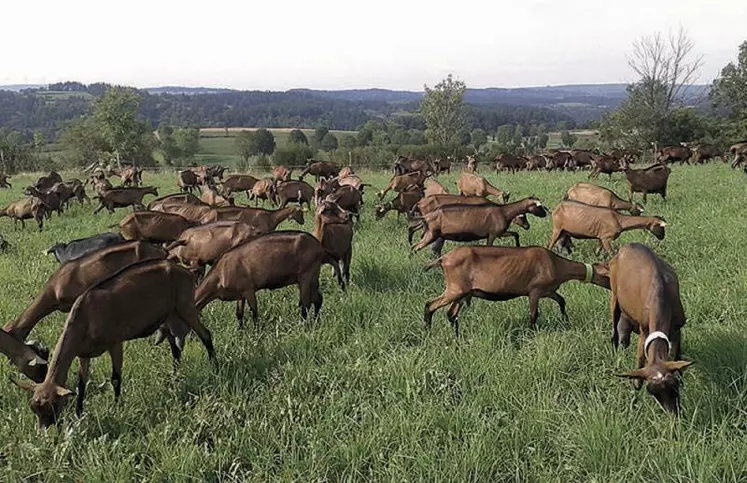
[1,165,747,481]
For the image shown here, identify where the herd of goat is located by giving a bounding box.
[0,140,746,429]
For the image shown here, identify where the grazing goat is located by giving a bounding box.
[24,186,63,218]
[61,179,89,205]
[195,231,326,327]
[495,154,527,173]
[220,174,258,196]
[0,198,45,231]
[94,186,159,214]
[3,241,167,341]
[249,178,277,205]
[0,329,49,383]
[375,188,423,219]
[589,155,626,180]
[177,170,201,194]
[116,211,196,243]
[276,180,315,209]
[423,246,610,336]
[624,164,670,203]
[565,183,643,215]
[610,243,692,413]
[547,201,666,257]
[456,172,509,201]
[11,259,215,427]
[214,205,304,233]
[272,165,293,182]
[378,171,427,199]
[393,157,434,176]
[200,183,234,207]
[656,146,691,165]
[299,161,340,181]
[412,197,547,252]
[313,201,352,289]
[570,149,596,170]
[147,193,205,211]
[166,221,264,276]
[0,174,12,189]
[324,186,362,222]
[45,232,125,264]
[525,155,546,171]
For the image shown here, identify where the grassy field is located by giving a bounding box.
[1,165,746,481]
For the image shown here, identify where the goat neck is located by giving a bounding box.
[269,206,298,229]
[617,214,661,232]
[501,198,539,221]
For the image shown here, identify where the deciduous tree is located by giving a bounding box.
[420,74,468,147]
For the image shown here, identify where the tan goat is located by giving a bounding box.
[565,183,643,215]
[313,201,352,289]
[456,172,509,202]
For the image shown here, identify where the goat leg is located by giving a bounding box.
[235,300,245,328]
[547,292,567,320]
[76,358,91,417]
[447,302,462,338]
[528,291,540,328]
[109,343,123,400]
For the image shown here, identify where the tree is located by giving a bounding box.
[496,125,514,145]
[339,134,358,149]
[235,129,275,162]
[93,87,145,163]
[289,129,309,145]
[313,125,330,144]
[420,74,468,147]
[320,133,339,151]
[253,128,276,155]
[410,130,427,145]
[710,40,747,119]
[174,127,200,160]
[157,125,180,165]
[560,130,577,148]
[273,144,314,166]
[471,128,487,150]
[235,130,255,164]
[538,133,549,149]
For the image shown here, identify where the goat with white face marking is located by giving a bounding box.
[610,243,692,413]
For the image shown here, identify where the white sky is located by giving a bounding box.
[2,0,745,90]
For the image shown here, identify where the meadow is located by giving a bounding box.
[0,165,746,481]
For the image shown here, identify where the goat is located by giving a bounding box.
[0,329,49,383]
[249,178,277,205]
[116,211,196,244]
[378,171,427,199]
[200,183,234,207]
[94,186,159,214]
[272,165,293,182]
[565,183,643,215]
[610,243,692,413]
[729,142,747,169]
[412,197,547,252]
[11,259,215,427]
[32,171,63,192]
[456,172,509,201]
[299,161,340,182]
[166,221,264,276]
[24,186,63,218]
[147,193,205,211]
[338,166,354,178]
[0,173,12,189]
[45,232,126,264]
[589,155,626,179]
[213,205,305,233]
[434,157,451,175]
[656,146,691,165]
[220,174,258,196]
[61,179,89,205]
[195,231,326,327]
[495,154,527,173]
[375,188,424,220]
[275,180,315,209]
[466,155,478,173]
[313,201,352,289]
[547,200,666,257]
[423,246,610,336]
[47,182,75,209]
[3,241,167,342]
[525,155,546,171]
[624,164,671,203]
[177,170,201,194]
[0,198,45,231]
[324,186,362,222]
[424,179,448,197]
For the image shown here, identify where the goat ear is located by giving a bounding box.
[616,368,647,380]
[663,360,693,373]
[11,378,37,392]
[53,385,75,399]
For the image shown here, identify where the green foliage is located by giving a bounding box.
[710,40,747,119]
[420,74,468,148]
[320,133,339,151]
[538,133,549,149]
[273,143,315,167]
[339,134,358,149]
[471,128,487,150]
[234,129,276,162]
[288,129,309,145]
[0,129,33,173]
[254,154,272,170]
[409,130,427,145]
[560,130,577,148]
[314,125,330,144]
[174,127,200,160]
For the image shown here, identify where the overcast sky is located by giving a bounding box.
[2,0,745,90]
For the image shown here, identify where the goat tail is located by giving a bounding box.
[423,257,443,272]
[164,239,187,251]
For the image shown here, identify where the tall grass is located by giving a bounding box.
[1,165,746,481]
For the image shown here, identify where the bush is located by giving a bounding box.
[272,144,315,167]
[254,154,272,170]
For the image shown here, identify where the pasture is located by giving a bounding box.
[0,165,746,481]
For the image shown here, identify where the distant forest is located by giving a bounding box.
[0,82,583,140]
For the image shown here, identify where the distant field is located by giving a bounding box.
[1,165,747,480]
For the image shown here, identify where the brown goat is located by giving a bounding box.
[32,171,63,191]
[200,183,234,207]
[378,171,427,199]
[11,259,215,427]
[167,221,264,275]
[24,185,63,217]
[324,185,363,222]
[495,154,527,172]
[116,211,196,243]
[375,188,424,219]
[423,246,610,336]
[466,155,478,173]
[0,197,45,231]
[338,166,354,178]
[276,180,315,209]
[412,197,547,252]
[61,179,89,205]
[147,193,205,211]
[456,172,509,202]
[624,164,670,203]
[548,201,666,257]
[656,146,691,165]
[195,231,326,327]
[249,178,277,205]
[94,186,159,214]
[313,201,352,288]
[610,243,692,413]
[3,241,167,342]
[424,179,448,197]
[272,165,293,182]
[177,170,201,194]
[729,142,747,168]
[589,155,626,179]
[0,173,12,189]
[565,183,643,216]
[220,174,258,196]
[299,161,340,181]
[213,205,304,233]
[525,155,546,171]
[0,330,49,383]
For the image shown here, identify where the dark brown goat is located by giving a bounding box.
[94,186,159,214]
[610,243,692,413]
[32,171,63,191]
[324,185,363,221]
[412,197,547,252]
[116,211,196,243]
[656,146,691,165]
[177,170,201,194]
[195,231,326,327]
[0,174,11,189]
[375,188,424,219]
[299,161,340,182]
[11,259,215,427]
[423,246,610,336]
[565,183,643,216]
[213,205,304,233]
[313,201,352,288]
[3,241,167,341]
[276,180,315,209]
[0,329,49,383]
[495,154,527,173]
[220,174,258,196]
[589,155,626,180]
[0,198,45,231]
[624,164,671,203]
[548,201,666,257]
[24,186,63,217]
